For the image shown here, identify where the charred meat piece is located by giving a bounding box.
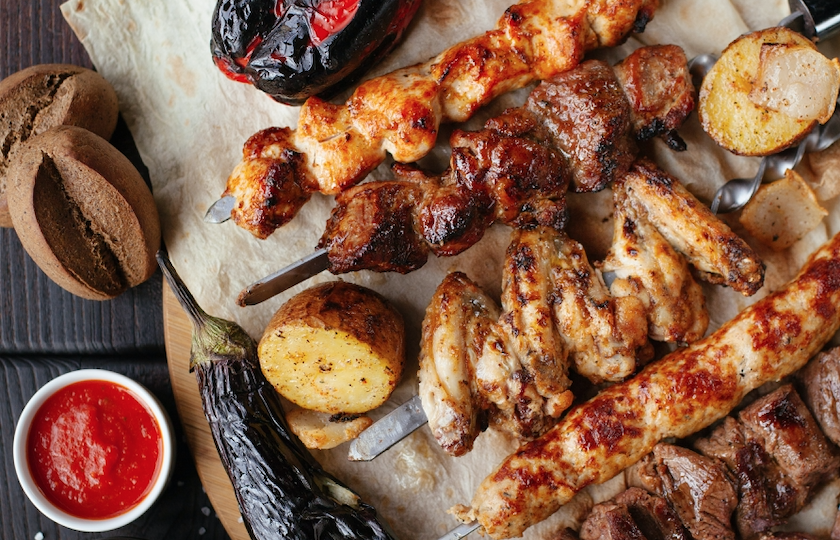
[613,44,695,150]
[739,385,840,502]
[580,488,689,540]
[633,443,738,540]
[696,385,839,539]
[527,59,637,193]
[580,500,647,540]
[321,180,431,275]
[614,487,690,540]
[798,346,840,445]
[319,112,569,274]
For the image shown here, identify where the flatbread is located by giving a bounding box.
[59,0,840,538]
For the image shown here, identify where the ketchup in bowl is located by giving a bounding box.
[27,380,162,519]
[14,369,174,532]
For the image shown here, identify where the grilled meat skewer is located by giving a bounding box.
[219,20,698,239]
[319,45,694,275]
[453,229,840,539]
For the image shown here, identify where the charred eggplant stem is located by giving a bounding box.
[156,248,398,540]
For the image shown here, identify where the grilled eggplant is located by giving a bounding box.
[211,0,423,105]
[156,250,398,540]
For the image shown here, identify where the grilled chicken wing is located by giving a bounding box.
[545,228,653,383]
[455,230,840,539]
[418,272,499,457]
[603,176,709,343]
[623,159,765,296]
[221,0,661,238]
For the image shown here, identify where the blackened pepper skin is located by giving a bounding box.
[211,0,422,105]
[157,250,399,540]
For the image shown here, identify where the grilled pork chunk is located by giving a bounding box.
[320,108,569,275]
[223,37,697,239]
[456,230,840,539]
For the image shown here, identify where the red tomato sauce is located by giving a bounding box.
[26,380,163,519]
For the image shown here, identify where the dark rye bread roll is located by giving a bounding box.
[7,125,160,300]
[0,64,119,227]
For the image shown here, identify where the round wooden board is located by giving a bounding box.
[162,282,250,540]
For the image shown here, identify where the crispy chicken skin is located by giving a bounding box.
[622,159,765,296]
[603,176,709,343]
[222,0,660,238]
[456,230,840,539]
[419,272,498,456]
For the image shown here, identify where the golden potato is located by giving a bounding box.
[258,281,405,414]
[286,408,373,450]
[699,27,840,156]
[740,169,827,250]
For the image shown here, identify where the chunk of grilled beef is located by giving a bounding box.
[319,111,569,274]
[740,385,840,497]
[694,416,793,539]
[527,59,637,193]
[633,443,738,540]
[580,488,689,540]
[695,385,840,539]
[798,346,840,446]
[615,488,690,540]
[580,499,647,540]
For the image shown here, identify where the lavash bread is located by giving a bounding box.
[6,125,160,301]
[0,64,119,227]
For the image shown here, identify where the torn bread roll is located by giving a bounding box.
[6,125,160,300]
[0,64,119,227]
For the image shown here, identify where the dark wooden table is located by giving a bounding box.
[0,1,230,538]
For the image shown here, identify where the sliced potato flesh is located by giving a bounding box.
[700,27,840,156]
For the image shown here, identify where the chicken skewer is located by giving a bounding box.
[238,44,697,304]
[213,0,660,239]
[453,228,840,540]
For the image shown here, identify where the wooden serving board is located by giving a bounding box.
[162,283,250,540]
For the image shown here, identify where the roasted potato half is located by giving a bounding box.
[699,27,840,156]
[258,281,405,414]
[286,409,373,450]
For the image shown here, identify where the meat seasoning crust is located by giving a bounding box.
[457,230,840,539]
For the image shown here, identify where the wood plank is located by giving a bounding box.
[163,282,250,540]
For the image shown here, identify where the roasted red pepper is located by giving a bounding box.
[211,0,423,105]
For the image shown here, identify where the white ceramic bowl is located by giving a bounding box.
[13,369,175,532]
